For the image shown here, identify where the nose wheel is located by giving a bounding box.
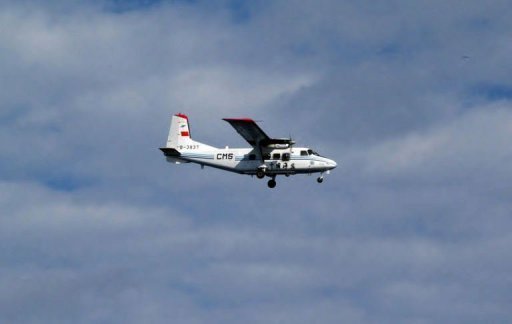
[267,179,276,188]
[317,176,324,183]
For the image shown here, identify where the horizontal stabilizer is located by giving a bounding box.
[159,147,181,157]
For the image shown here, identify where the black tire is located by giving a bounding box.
[317,177,324,183]
[256,170,265,179]
[267,179,276,188]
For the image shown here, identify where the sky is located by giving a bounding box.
[1,0,512,323]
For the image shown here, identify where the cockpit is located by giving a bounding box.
[300,149,321,156]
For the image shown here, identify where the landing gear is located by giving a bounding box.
[267,179,276,188]
[317,176,324,183]
[256,170,265,179]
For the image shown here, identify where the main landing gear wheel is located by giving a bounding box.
[256,169,265,179]
[317,177,324,183]
[267,179,276,188]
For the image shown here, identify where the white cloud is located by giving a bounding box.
[2,1,512,323]
[361,103,512,184]
[169,66,315,112]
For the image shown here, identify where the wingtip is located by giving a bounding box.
[223,117,255,122]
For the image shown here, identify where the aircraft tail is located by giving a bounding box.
[166,113,193,148]
[165,113,215,150]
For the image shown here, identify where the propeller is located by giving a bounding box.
[288,133,296,151]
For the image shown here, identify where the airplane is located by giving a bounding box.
[159,113,337,188]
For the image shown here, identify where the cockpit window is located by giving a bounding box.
[300,150,308,156]
[307,149,320,156]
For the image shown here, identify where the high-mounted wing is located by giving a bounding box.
[223,118,269,146]
[223,118,295,147]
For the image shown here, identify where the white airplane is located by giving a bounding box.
[159,113,337,188]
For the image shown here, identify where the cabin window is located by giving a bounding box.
[248,154,256,160]
[301,150,308,156]
[282,153,290,161]
[263,152,271,160]
[272,153,281,160]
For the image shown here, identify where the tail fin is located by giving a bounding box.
[166,113,193,148]
[165,113,216,150]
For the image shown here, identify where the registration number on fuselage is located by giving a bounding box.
[178,145,200,150]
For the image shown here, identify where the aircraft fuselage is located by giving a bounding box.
[165,146,337,176]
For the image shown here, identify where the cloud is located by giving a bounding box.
[361,104,512,184]
[1,0,512,323]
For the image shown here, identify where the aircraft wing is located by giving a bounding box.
[223,118,293,147]
[223,118,269,146]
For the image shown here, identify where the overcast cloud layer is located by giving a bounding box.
[1,0,512,323]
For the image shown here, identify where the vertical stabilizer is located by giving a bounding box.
[166,113,193,148]
[165,113,216,151]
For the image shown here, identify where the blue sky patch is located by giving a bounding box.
[472,83,512,101]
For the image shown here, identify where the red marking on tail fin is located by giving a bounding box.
[176,113,188,120]
[181,131,189,136]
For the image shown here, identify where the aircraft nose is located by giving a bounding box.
[329,159,337,169]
